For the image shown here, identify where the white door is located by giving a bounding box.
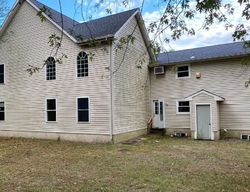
[152,100,165,129]
[196,105,211,140]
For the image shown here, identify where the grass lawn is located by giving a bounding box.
[0,135,249,192]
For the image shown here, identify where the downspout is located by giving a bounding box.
[109,40,114,143]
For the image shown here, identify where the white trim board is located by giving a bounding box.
[185,89,225,101]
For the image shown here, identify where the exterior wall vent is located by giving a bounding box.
[174,132,188,137]
[241,134,249,140]
[154,66,165,75]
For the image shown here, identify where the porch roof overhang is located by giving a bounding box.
[184,89,225,102]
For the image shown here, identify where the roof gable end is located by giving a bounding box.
[185,89,225,101]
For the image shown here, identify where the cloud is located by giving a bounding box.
[142,0,249,51]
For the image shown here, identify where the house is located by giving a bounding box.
[1,0,250,143]
[0,0,153,143]
[151,42,250,140]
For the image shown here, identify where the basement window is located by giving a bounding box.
[0,102,5,121]
[177,101,190,114]
[176,65,190,79]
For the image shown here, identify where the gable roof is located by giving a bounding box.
[1,0,154,59]
[29,0,139,42]
[185,89,225,101]
[157,42,250,65]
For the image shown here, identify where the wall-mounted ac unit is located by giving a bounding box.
[154,66,165,75]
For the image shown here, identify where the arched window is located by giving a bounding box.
[77,52,88,77]
[46,57,56,80]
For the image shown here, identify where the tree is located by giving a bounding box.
[1,0,250,79]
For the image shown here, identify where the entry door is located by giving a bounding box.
[152,100,164,128]
[196,105,211,140]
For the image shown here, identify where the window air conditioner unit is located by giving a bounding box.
[154,66,165,75]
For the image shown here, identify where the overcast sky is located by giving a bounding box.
[4,0,248,51]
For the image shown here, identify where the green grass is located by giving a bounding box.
[0,135,249,192]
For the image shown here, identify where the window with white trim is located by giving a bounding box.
[0,102,5,121]
[77,52,88,77]
[0,64,4,84]
[46,99,56,122]
[177,65,190,78]
[77,98,89,122]
[177,101,190,113]
[46,57,56,80]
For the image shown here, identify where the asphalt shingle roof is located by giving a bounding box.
[157,42,250,65]
[30,0,138,41]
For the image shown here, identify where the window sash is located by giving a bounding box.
[0,102,4,121]
[46,99,56,122]
[177,65,189,78]
[177,101,190,113]
[77,52,88,77]
[77,98,89,122]
[46,58,56,80]
[0,65,4,83]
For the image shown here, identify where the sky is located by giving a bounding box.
[3,0,248,51]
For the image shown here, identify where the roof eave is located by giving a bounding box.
[0,0,22,38]
[158,54,250,66]
[76,35,114,45]
[135,12,155,62]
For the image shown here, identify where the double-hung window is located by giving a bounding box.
[0,102,5,121]
[176,65,190,78]
[46,99,56,122]
[77,98,89,122]
[177,101,190,114]
[0,64,4,84]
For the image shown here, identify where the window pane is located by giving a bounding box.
[47,111,56,121]
[0,74,3,83]
[177,66,189,71]
[179,101,189,106]
[154,102,159,114]
[0,112,4,121]
[0,65,3,73]
[78,111,89,122]
[178,71,189,77]
[178,107,190,112]
[78,98,89,110]
[47,99,56,110]
[0,102,4,111]
[0,65,4,84]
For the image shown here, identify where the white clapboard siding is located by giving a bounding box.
[150,58,250,131]
[0,1,111,135]
[112,17,150,134]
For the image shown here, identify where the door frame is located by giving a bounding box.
[152,99,166,129]
[194,103,214,140]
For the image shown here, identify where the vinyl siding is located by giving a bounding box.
[0,1,111,136]
[150,59,250,131]
[112,16,150,135]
